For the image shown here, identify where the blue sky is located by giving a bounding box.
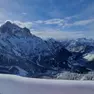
[0,0,94,39]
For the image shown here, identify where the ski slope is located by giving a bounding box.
[0,74,94,94]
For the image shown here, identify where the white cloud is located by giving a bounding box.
[44,19,64,26]
[31,31,84,40]
[13,21,33,28]
[5,18,94,31]
[34,18,66,26]
[34,17,94,29]
[22,12,27,15]
[34,20,44,24]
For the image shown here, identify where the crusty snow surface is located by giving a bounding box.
[0,74,94,94]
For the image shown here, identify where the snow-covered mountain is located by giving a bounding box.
[0,21,94,79]
[62,38,94,53]
[0,21,72,77]
[60,38,94,73]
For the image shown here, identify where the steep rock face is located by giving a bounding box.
[0,21,71,77]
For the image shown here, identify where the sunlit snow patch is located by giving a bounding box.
[83,52,94,62]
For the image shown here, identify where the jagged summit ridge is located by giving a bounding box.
[0,21,31,36]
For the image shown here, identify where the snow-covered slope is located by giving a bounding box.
[0,74,94,94]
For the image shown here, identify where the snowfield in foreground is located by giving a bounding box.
[0,74,94,94]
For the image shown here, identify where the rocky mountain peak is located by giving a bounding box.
[1,21,20,29]
[4,21,12,26]
[0,21,31,36]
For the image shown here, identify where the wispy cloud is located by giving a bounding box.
[44,19,64,26]
[13,21,33,28]
[8,17,94,33]
[34,18,94,31]
[66,19,94,27]
[31,31,84,40]
[34,20,44,24]
[34,19,65,26]
[22,12,27,15]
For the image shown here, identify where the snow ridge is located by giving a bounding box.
[0,74,94,94]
